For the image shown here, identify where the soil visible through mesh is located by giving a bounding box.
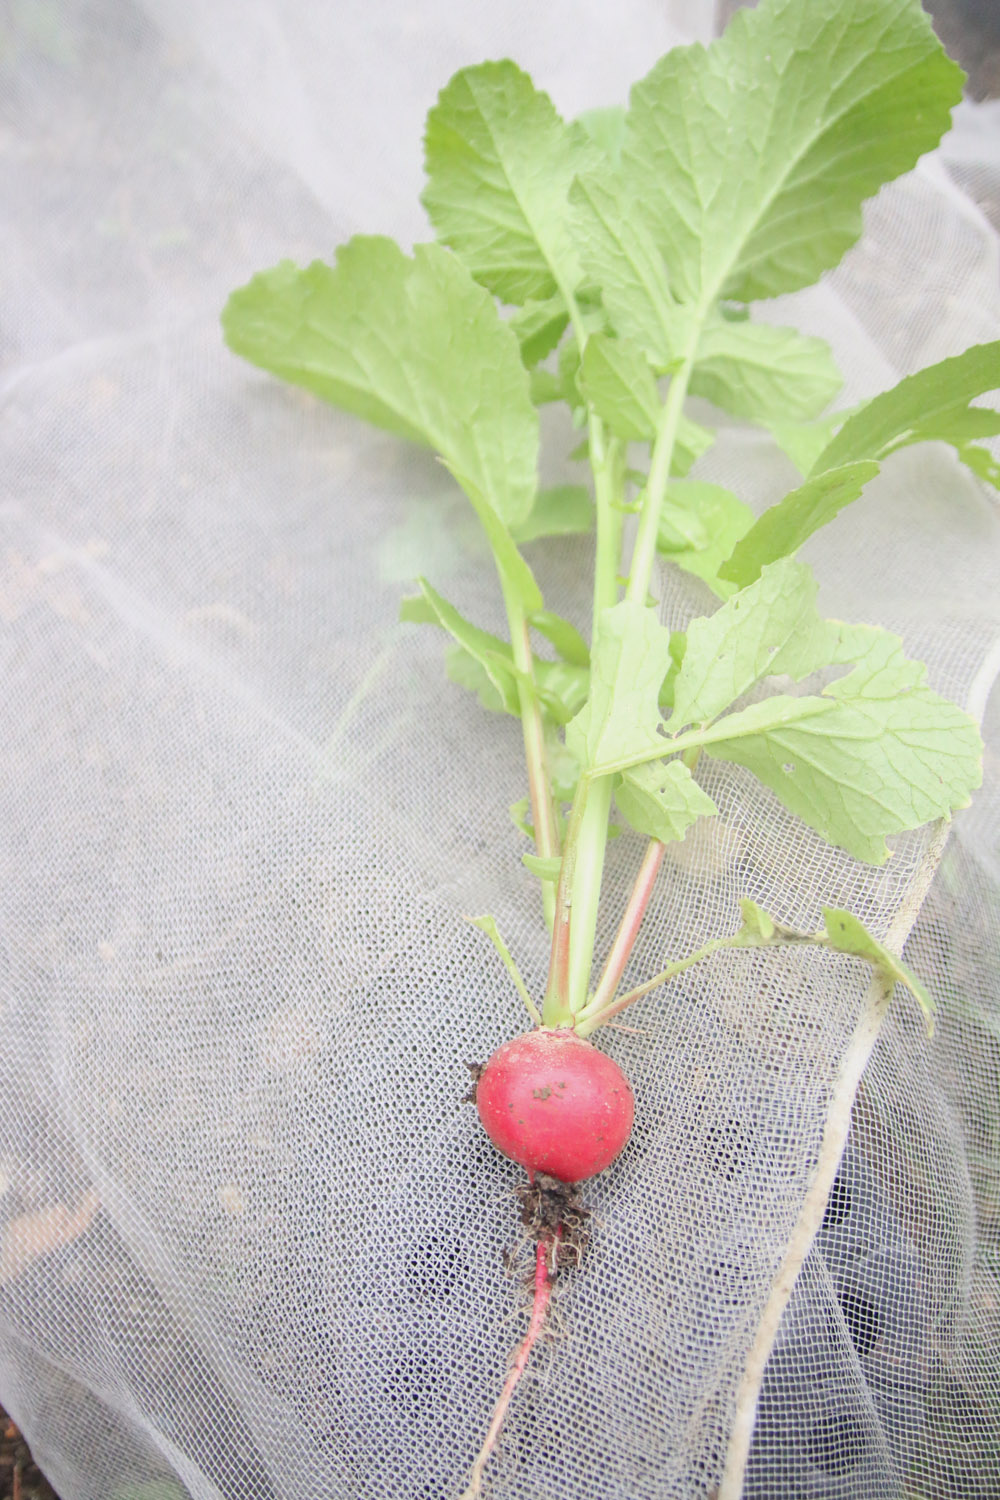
[0,1407,59,1500]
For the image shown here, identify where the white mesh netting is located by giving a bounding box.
[1,3,999,1498]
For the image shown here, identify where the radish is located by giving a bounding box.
[221,6,988,1495]
[474,1028,634,1182]
[462,1028,633,1498]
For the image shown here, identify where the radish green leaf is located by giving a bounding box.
[566,601,674,771]
[624,0,963,306]
[510,485,593,544]
[529,611,590,667]
[569,174,681,367]
[669,559,837,728]
[615,760,718,844]
[510,294,570,365]
[812,340,1000,479]
[822,907,935,1030]
[719,461,880,587]
[222,238,539,530]
[689,320,841,423]
[657,482,755,599]
[768,413,849,477]
[579,333,661,441]
[422,60,599,304]
[704,631,983,863]
[401,582,519,714]
[403,583,587,722]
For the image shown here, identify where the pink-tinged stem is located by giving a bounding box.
[543,784,591,1025]
[587,840,664,1019]
[461,1234,559,1499]
[515,621,560,867]
[546,907,572,1022]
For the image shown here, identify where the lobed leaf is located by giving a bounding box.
[957,441,1000,489]
[657,481,755,599]
[669,559,838,727]
[737,898,777,944]
[403,583,587,722]
[402,581,519,713]
[569,174,683,368]
[529,611,590,667]
[566,601,675,772]
[719,461,880,587]
[615,760,718,844]
[822,907,935,1030]
[690,320,842,423]
[623,0,963,307]
[422,60,600,304]
[704,630,983,863]
[812,340,1000,479]
[446,645,509,714]
[222,238,539,530]
[579,333,661,441]
[720,340,1000,583]
[534,661,591,724]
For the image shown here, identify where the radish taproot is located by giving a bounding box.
[462,1028,633,1499]
[456,1030,633,1497]
[475,1028,634,1182]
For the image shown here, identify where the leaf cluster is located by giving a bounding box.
[576,557,981,864]
[222,0,989,893]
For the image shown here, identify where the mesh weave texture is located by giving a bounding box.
[1,3,999,1498]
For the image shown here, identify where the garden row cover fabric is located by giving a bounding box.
[1,2,999,1497]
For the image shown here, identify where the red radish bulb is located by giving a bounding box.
[475,1028,634,1183]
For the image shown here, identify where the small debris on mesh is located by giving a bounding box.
[462,1061,484,1105]
[514,1174,591,1268]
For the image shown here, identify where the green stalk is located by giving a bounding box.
[507,277,598,940]
[575,930,746,1036]
[626,352,696,607]
[522,279,620,989]
[550,418,626,1014]
[590,420,624,619]
[557,352,699,1016]
[505,593,560,930]
[562,776,615,1013]
[468,915,543,1026]
[542,779,591,1026]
